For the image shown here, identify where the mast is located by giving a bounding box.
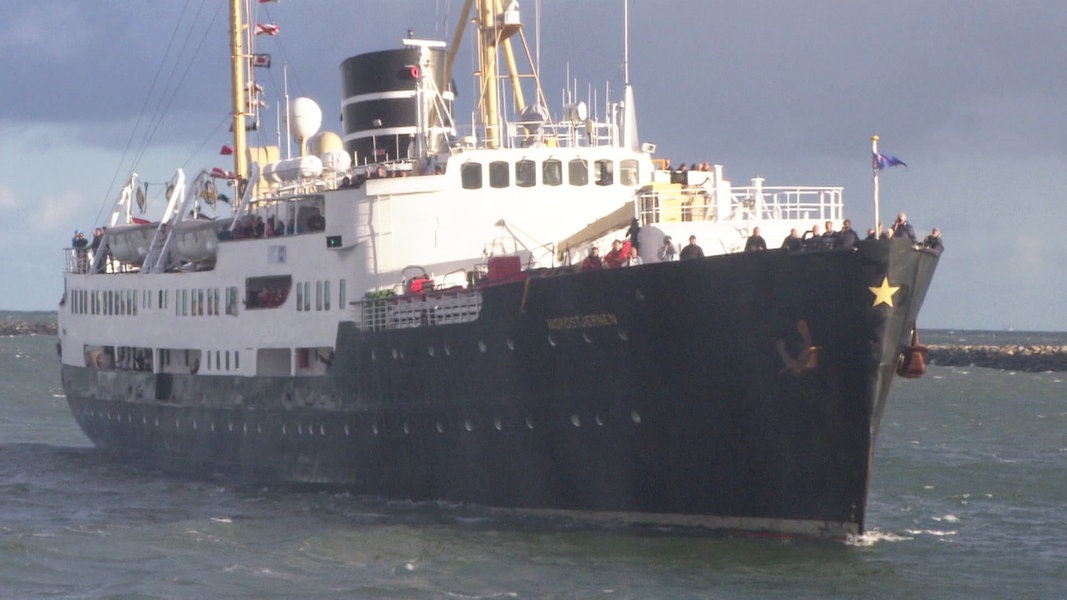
[445,0,549,149]
[229,0,249,184]
[621,0,639,150]
[871,134,880,235]
[478,0,502,148]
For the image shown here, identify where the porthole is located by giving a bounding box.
[506,338,515,351]
[282,424,287,435]
[582,331,593,344]
[444,344,452,356]
[428,346,435,357]
[319,424,326,436]
[478,341,487,353]
[571,415,581,427]
[370,349,377,361]
[526,417,535,430]
[403,423,410,435]
[494,418,503,431]
[464,419,474,432]
[436,422,445,433]
[547,334,557,347]
[617,329,630,341]
[596,414,605,426]
[391,349,399,360]
[344,424,351,436]
[631,410,642,424]
[373,424,380,435]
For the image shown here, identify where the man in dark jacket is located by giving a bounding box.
[680,235,704,260]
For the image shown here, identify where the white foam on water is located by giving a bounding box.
[846,528,914,546]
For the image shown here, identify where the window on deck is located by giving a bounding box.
[461,162,483,189]
[489,161,510,188]
[595,159,614,186]
[543,159,562,186]
[568,158,588,186]
[516,159,536,187]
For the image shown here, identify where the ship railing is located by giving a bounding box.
[352,290,483,331]
[637,184,844,225]
[729,185,844,222]
[63,246,123,275]
[62,247,88,274]
[451,119,619,152]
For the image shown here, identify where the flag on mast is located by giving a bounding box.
[870,135,908,236]
[255,23,280,36]
[872,152,907,171]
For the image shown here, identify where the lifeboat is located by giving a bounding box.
[105,221,157,266]
[171,218,234,262]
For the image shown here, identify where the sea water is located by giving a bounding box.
[1,330,1064,599]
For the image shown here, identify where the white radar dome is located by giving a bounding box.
[289,97,323,141]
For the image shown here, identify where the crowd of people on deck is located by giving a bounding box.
[580,211,942,271]
[581,238,644,271]
[762,212,943,253]
[663,160,714,185]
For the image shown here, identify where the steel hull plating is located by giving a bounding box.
[62,240,939,538]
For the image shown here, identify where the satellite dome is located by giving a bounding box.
[289,97,322,141]
[309,131,344,155]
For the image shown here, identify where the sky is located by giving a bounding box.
[2,0,1065,330]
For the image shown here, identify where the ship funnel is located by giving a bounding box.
[340,46,454,164]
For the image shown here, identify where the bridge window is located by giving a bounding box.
[595,159,614,186]
[516,159,536,187]
[461,162,482,189]
[620,159,639,186]
[543,159,562,186]
[489,161,510,188]
[568,158,588,186]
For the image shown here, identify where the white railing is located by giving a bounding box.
[637,182,844,225]
[455,118,620,151]
[731,185,844,222]
[353,290,483,331]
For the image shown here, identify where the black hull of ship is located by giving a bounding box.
[61,240,939,538]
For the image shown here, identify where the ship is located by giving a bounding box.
[57,0,940,540]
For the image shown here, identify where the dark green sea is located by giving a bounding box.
[2,325,1064,598]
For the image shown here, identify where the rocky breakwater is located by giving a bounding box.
[0,318,57,336]
[926,344,1067,372]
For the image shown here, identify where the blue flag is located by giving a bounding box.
[873,152,907,170]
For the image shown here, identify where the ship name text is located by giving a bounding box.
[546,313,618,330]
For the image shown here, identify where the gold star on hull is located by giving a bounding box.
[869,276,900,307]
